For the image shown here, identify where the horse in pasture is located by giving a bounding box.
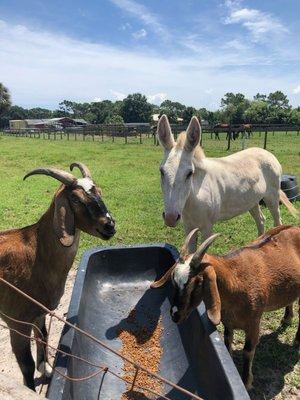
[157,115,298,253]
[231,124,253,140]
[213,123,230,140]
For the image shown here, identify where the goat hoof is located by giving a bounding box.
[245,382,253,391]
[281,317,292,326]
[38,362,52,379]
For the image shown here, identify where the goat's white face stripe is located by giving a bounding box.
[77,178,94,194]
[174,255,193,290]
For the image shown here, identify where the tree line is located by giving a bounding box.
[0,83,299,128]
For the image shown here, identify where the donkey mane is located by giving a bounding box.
[176,132,205,161]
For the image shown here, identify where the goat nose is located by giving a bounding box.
[164,213,181,227]
[104,218,115,233]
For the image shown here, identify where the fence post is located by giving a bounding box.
[263,130,268,149]
[125,132,127,144]
[139,131,142,144]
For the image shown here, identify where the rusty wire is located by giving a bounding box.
[0,277,203,400]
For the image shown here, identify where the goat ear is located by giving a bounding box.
[53,188,75,247]
[157,115,175,150]
[184,116,201,152]
[203,266,221,325]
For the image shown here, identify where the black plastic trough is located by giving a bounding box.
[47,244,249,400]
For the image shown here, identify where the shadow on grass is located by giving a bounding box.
[232,324,299,400]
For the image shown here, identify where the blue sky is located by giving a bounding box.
[0,0,299,109]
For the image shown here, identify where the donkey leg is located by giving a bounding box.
[34,315,52,378]
[249,204,265,236]
[9,325,35,390]
[264,195,282,227]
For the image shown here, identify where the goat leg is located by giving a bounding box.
[224,326,233,356]
[295,299,300,345]
[242,322,260,391]
[281,303,294,326]
[34,315,52,379]
[9,325,35,390]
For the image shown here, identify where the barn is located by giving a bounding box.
[9,118,88,130]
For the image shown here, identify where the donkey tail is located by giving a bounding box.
[279,190,299,218]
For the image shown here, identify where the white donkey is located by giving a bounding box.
[158,114,298,253]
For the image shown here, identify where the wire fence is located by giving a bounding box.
[0,277,204,400]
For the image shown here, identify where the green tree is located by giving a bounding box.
[221,92,250,124]
[121,93,152,123]
[244,101,269,123]
[182,106,197,124]
[253,93,267,102]
[267,91,290,110]
[159,100,186,123]
[104,114,124,124]
[0,83,11,118]
[27,107,52,119]
[89,100,115,124]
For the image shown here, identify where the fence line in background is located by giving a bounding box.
[0,124,299,150]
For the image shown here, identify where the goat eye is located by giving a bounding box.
[71,195,80,204]
[186,171,193,180]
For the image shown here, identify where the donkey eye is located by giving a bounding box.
[186,171,193,180]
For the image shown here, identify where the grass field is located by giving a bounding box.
[0,132,299,399]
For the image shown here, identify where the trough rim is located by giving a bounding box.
[47,243,250,400]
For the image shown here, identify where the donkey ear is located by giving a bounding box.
[184,116,201,152]
[203,266,221,325]
[157,115,175,150]
[53,188,75,247]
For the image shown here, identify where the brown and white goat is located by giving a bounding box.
[0,163,116,390]
[151,225,300,390]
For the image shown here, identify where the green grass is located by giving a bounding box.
[0,132,299,399]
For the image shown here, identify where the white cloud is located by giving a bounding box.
[132,28,147,40]
[120,22,131,31]
[93,97,102,102]
[110,90,126,101]
[109,0,169,40]
[224,3,287,41]
[293,85,300,94]
[0,19,299,109]
[147,93,167,104]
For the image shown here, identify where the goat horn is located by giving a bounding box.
[70,162,92,179]
[180,228,199,260]
[190,233,220,268]
[23,168,76,186]
[150,261,177,289]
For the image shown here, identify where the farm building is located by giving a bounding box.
[9,117,88,130]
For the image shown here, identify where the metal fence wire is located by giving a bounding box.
[0,277,204,400]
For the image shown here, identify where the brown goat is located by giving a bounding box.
[151,225,300,390]
[0,162,116,390]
